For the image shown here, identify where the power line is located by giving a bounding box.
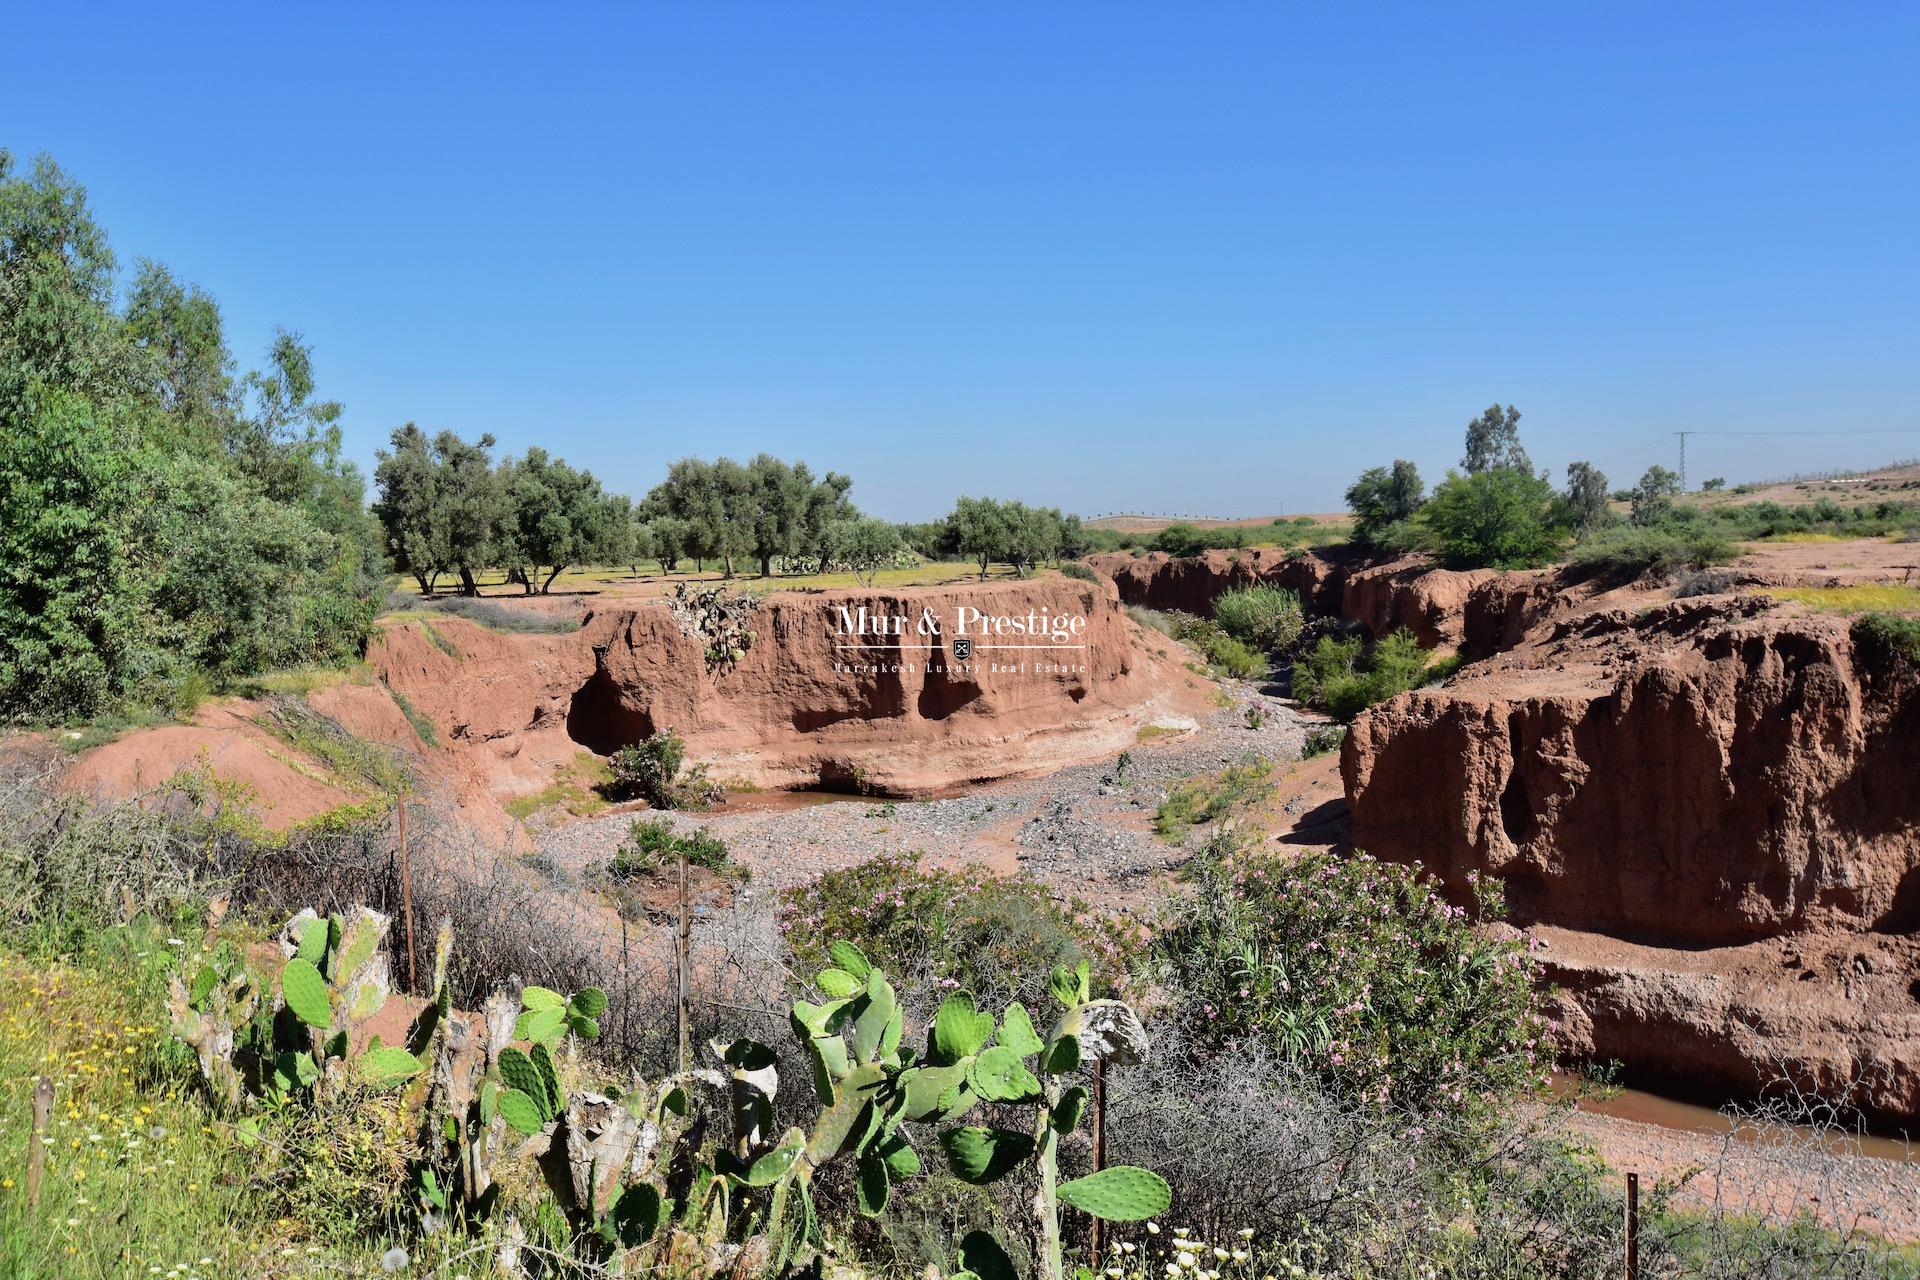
[1673,428,1920,488]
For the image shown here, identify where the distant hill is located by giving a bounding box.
[1683,459,1920,510]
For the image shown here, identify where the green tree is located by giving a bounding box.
[1344,459,1425,544]
[1566,460,1612,537]
[1,150,381,718]
[824,516,905,586]
[1630,465,1682,525]
[1002,501,1067,575]
[123,259,235,439]
[642,513,690,573]
[739,454,856,576]
[373,423,450,594]
[946,496,1012,578]
[1461,403,1530,474]
[432,430,504,596]
[1561,460,1612,536]
[1422,467,1564,568]
[496,448,625,593]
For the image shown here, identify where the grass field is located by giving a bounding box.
[385,560,1040,604]
[1764,584,1920,614]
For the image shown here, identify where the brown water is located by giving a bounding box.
[1558,1076,1919,1164]
[714,788,861,813]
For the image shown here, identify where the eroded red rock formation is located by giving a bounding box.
[373,576,1208,799]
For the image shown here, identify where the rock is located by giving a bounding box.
[373,576,1209,800]
[1341,564,1920,1120]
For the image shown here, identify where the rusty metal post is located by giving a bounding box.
[676,847,691,1073]
[27,1075,53,1205]
[1090,1058,1108,1258]
[1625,1171,1639,1280]
[397,797,418,992]
[620,910,632,1057]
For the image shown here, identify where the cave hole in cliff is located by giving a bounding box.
[917,662,982,721]
[1499,767,1535,846]
[566,668,656,755]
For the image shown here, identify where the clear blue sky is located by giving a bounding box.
[7,3,1918,520]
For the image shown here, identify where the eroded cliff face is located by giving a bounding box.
[372,576,1204,798]
[1087,544,1920,1119]
[1339,589,1920,1119]
[1343,600,1920,945]
[1085,548,1501,649]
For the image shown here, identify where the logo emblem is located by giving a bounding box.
[952,637,972,660]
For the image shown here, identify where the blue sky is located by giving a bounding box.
[7,3,1918,520]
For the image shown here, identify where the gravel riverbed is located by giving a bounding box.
[536,681,1310,903]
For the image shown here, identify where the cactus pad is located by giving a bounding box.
[497,1047,549,1118]
[827,940,871,980]
[815,967,862,997]
[609,1182,661,1246]
[280,958,330,1028]
[958,1230,1018,1280]
[939,1125,1034,1184]
[357,1046,424,1089]
[1052,1084,1090,1133]
[513,1003,567,1045]
[1055,1165,1171,1221]
[997,1003,1045,1057]
[932,993,995,1064]
[497,1086,546,1136]
[967,1045,1040,1103]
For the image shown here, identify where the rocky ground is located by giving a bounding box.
[535,679,1312,904]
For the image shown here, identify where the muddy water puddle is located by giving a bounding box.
[1558,1076,1917,1164]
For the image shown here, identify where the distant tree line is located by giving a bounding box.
[375,439,917,592]
[899,498,1094,579]
[1334,404,1914,574]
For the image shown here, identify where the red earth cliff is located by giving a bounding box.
[1341,583,1920,1120]
[373,575,1207,800]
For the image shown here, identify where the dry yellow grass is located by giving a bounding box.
[1764,584,1920,614]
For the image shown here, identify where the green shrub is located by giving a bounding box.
[1567,524,1737,575]
[1126,605,1176,637]
[1056,561,1101,583]
[255,695,412,795]
[1154,761,1274,839]
[1211,585,1305,654]
[1291,628,1434,721]
[1421,468,1565,569]
[776,851,1142,1011]
[387,687,438,746]
[1169,614,1267,678]
[1851,612,1920,669]
[1153,522,1247,556]
[606,816,744,881]
[1301,723,1345,757]
[604,728,720,809]
[1154,845,1553,1116]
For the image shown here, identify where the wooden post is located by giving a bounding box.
[676,847,691,1073]
[27,1075,53,1206]
[1625,1171,1639,1280]
[620,910,631,1057]
[397,797,418,992]
[1089,1058,1107,1259]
